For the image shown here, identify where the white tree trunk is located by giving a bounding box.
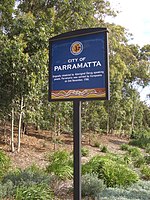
[11,107,15,152]
[17,96,23,152]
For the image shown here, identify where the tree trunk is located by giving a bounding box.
[17,96,23,152]
[57,103,61,136]
[106,106,110,134]
[57,117,61,136]
[11,107,15,152]
[3,119,7,143]
[130,103,136,136]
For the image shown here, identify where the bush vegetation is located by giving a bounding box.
[15,184,53,200]
[100,145,108,153]
[140,165,150,180]
[100,181,150,200]
[0,150,10,180]
[81,147,89,157]
[129,130,150,150]
[82,155,139,187]
[0,166,54,199]
[46,150,73,180]
[81,173,105,198]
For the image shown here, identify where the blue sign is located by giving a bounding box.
[49,28,109,101]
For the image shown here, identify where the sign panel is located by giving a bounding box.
[49,28,109,101]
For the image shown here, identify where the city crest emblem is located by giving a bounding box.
[70,41,83,55]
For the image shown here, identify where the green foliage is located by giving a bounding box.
[127,147,142,158]
[145,144,150,153]
[129,138,150,149]
[120,144,131,151]
[141,165,150,180]
[2,166,53,187]
[1,166,54,199]
[0,180,14,199]
[101,145,108,153]
[120,145,144,167]
[100,181,150,200]
[93,141,101,148]
[46,150,73,180]
[82,155,139,187]
[133,156,146,168]
[81,173,105,198]
[129,130,150,149]
[121,144,143,160]
[0,150,10,180]
[81,147,89,157]
[144,155,150,165]
[15,184,53,200]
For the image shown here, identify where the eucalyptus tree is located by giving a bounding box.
[103,23,150,134]
[15,0,116,134]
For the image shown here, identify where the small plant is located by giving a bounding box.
[145,155,150,165]
[141,165,150,180]
[146,144,150,153]
[46,150,73,180]
[120,143,130,151]
[100,180,150,200]
[81,147,89,157]
[101,145,108,153]
[0,181,14,199]
[82,155,139,187]
[130,138,150,149]
[15,184,53,200]
[2,166,53,187]
[133,156,146,168]
[81,173,105,198]
[123,155,132,165]
[127,146,142,158]
[93,141,101,148]
[0,150,10,180]
[1,166,54,199]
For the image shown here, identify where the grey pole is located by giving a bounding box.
[73,100,81,200]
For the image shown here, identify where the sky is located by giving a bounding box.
[107,0,150,105]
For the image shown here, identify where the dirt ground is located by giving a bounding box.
[0,125,129,170]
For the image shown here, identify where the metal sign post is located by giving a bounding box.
[73,100,81,200]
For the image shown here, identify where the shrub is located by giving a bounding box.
[129,130,150,149]
[15,184,53,200]
[145,155,150,165]
[101,146,108,153]
[100,181,150,200]
[146,144,150,153]
[127,147,142,158]
[0,150,10,180]
[46,150,73,180]
[141,165,150,180]
[0,180,14,199]
[120,144,142,159]
[133,156,146,168]
[81,173,105,198]
[123,155,132,165]
[81,147,89,157]
[93,141,101,148]
[120,144,130,151]
[1,167,54,199]
[82,156,139,187]
[2,166,53,187]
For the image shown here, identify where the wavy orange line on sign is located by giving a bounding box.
[51,88,106,99]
